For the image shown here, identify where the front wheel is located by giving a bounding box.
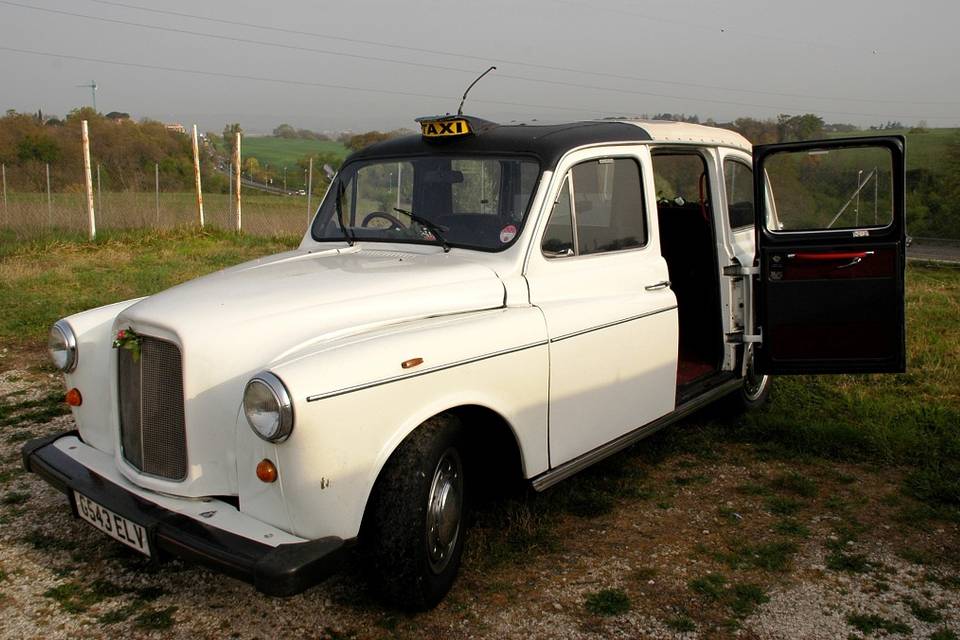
[364,414,466,610]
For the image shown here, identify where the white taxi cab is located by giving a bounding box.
[24,115,906,609]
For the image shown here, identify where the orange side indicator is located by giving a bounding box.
[256,459,278,483]
[65,388,83,407]
[401,357,424,370]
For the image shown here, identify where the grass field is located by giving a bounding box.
[242,136,350,170]
[0,230,957,637]
[827,127,958,174]
[0,230,956,512]
[0,191,315,239]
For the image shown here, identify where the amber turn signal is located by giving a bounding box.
[256,459,278,483]
[65,388,83,407]
[401,357,423,370]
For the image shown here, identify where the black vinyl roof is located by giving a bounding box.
[347,121,652,168]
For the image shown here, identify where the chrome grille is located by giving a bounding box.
[118,336,187,480]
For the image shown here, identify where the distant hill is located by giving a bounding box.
[826,127,959,174]
[242,137,349,170]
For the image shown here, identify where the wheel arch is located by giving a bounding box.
[358,402,526,539]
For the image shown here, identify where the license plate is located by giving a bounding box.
[74,491,151,557]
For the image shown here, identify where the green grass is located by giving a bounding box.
[0,228,298,346]
[846,612,912,635]
[665,614,696,632]
[0,392,69,428]
[711,541,798,572]
[584,588,630,616]
[242,136,349,175]
[826,127,958,175]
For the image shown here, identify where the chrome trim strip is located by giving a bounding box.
[530,377,741,492]
[305,306,678,402]
[550,305,677,343]
[305,340,549,402]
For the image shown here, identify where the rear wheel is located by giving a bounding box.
[364,414,466,610]
[720,348,772,414]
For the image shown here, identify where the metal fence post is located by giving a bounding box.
[233,132,241,232]
[192,124,204,228]
[81,120,96,240]
[306,156,313,224]
[1,163,7,220]
[96,164,102,219]
[155,163,160,225]
[46,163,52,226]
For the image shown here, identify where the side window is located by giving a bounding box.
[542,157,646,258]
[723,159,755,230]
[573,159,646,255]
[541,175,574,256]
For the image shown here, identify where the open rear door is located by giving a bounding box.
[753,136,906,374]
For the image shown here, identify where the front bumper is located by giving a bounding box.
[22,431,350,596]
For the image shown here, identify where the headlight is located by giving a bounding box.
[48,320,78,372]
[243,372,294,443]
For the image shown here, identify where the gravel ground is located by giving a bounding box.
[1,368,958,640]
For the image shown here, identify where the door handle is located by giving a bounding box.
[645,280,671,291]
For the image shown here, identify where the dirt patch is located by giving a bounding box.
[1,390,958,639]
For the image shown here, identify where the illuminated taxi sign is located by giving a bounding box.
[419,117,472,138]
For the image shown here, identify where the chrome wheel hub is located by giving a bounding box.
[743,350,769,401]
[426,448,463,574]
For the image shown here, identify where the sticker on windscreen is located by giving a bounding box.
[499,225,518,244]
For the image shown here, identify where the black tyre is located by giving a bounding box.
[720,350,772,415]
[364,413,466,610]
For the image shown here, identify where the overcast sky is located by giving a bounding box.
[1,0,957,134]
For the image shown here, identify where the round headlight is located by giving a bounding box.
[48,320,78,373]
[243,372,293,443]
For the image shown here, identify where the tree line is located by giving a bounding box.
[0,108,227,193]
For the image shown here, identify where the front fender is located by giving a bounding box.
[58,298,146,454]
[263,306,549,540]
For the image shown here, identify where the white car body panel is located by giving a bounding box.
[50,121,763,546]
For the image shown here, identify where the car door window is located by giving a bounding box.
[723,159,755,230]
[763,145,894,231]
[542,158,647,258]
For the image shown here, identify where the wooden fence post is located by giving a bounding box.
[233,132,241,232]
[81,120,96,240]
[192,124,204,227]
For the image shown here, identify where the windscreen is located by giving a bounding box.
[311,155,540,251]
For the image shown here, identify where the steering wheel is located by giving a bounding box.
[361,211,405,230]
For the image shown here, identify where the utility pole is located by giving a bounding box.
[191,124,204,227]
[283,166,287,192]
[81,120,96,240]
[233,132,241,232]
[306,157,313,224]
[46,163,52,226]
[77,81,98,112]
[1,164,6,219]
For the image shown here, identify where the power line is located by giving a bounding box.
[2,43,955,124]
[2,0,955,121]
[75,0,959,107]
[0,45,603,116]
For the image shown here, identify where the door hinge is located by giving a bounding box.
[726,328,762,344]
[723,264,760,277]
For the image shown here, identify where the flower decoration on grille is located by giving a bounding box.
[112,327,143,363]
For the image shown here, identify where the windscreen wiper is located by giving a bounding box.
[336,181,355,246]
[394,208,450,253]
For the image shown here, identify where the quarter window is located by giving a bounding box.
[541,158,647,257]
[723,159,755,229]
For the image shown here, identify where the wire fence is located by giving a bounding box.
[0,123,319,241]
[0,182,315,238]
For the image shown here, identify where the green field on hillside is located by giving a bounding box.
[242,137,350,170]
[826,127,958,173]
